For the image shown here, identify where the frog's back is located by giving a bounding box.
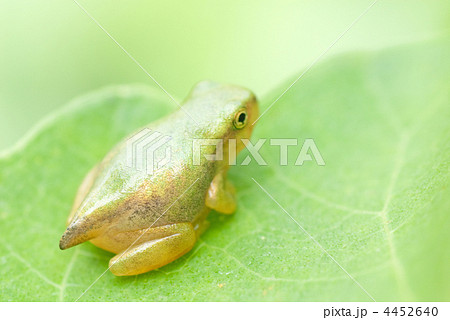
[60,119,217,249]
[60,81,256,250]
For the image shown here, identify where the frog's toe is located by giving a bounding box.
[109,223,196,276]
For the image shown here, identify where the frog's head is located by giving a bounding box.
[189,80,259,155]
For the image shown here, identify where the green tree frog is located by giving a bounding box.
[59,81,258,276]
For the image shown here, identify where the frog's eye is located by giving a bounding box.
[233,110,247,129]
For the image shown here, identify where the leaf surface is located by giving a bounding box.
[0,41,449,301]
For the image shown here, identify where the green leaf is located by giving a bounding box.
[1,40,449,301]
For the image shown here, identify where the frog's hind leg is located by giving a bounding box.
[109,223,196,276]
[205,171,236,214]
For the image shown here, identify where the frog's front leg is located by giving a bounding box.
[109,223,196,276]
[205,171,236,214]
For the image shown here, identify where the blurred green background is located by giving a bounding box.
[1,0,449,150]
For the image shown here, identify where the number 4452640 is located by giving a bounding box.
[384,307,438,317]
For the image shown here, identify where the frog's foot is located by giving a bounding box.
[108,223,196,276]
[205,172,236,214]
